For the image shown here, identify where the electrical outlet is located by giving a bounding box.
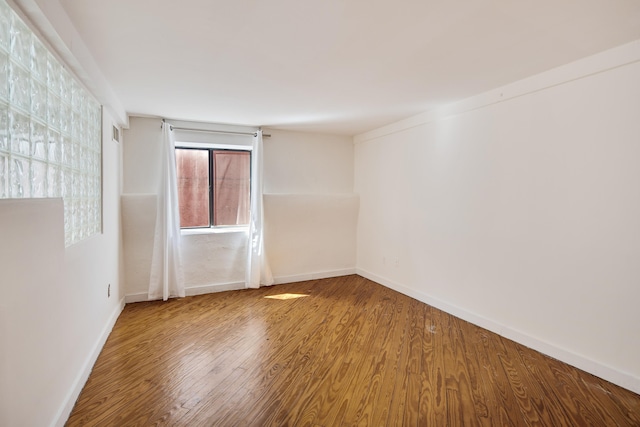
[108,284,111,298]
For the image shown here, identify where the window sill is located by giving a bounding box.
[181,226,249,236]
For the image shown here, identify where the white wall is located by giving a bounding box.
[0,111,124,426]
[263,129,358,282]
[354,41,640,393]
[122,121,358,300]
[264,129,354,194]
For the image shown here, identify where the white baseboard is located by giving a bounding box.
[125,270,359,303]
[273,268,357,285]
[124,282,246,304]
[54,297,126,427]
[125,281,247,303]
[356,268,640,395]
[185,282,246,296]
[124,292,151,303]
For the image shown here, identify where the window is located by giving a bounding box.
[0,0,102,246]
[175,147,250,228]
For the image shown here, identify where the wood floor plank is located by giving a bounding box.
[418,304,449,426]
[492,334,556,426]
[365,287,409,426]
[441,309,479,427]
[260,277,379,426]
[202,281,343,425]
[330,284,400,425]
[385,296,415,427]
[335,287,410,427]
[465,324,525,426]
[513,341,627,426]
[289,280,378,426]
[66,275,640,426]
[451,316,492,427]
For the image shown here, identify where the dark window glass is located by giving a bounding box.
[213,151,250,226]
[176,148,210,228]
[175,147,250,228]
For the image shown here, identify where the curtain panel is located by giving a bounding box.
[245,130,274,288]
[149,123,185,300]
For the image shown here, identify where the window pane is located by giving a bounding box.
[213,150,250,226]
[176,148,210,227]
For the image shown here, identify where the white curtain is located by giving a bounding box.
[149,123,185,300]
[246,130,274,288]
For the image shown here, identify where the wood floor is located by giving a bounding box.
[67,275,640,426]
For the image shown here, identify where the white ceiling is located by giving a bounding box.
[59,0,640,135]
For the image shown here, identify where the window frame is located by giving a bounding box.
[175,142,252,231]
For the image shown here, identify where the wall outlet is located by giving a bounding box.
[108,284,111,298]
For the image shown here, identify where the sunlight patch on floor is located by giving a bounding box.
[264,293,309,300]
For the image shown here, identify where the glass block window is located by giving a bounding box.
[0,0,102,246]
